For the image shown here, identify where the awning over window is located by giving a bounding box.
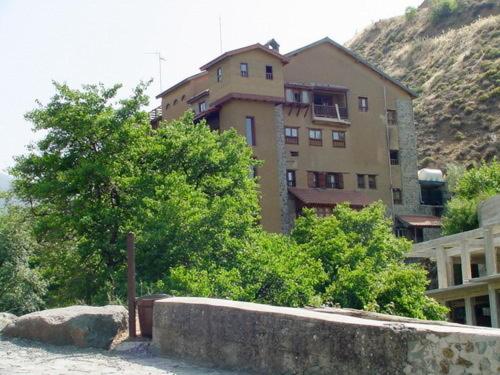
[288,188,373,207]
[397,215,442,228]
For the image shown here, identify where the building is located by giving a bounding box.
[408,195,500,328]
[150,37,441,237]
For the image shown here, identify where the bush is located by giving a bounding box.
[430,0,458,24]
[405,6,418,21]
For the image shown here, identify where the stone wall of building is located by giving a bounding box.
[274,104,291,233]
[153,297,500,375]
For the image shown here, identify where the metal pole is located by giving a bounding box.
[127,232,136,338]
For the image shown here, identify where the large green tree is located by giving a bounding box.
[442,160,499,235]
[291,203,448,320]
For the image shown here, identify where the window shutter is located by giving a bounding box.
[319,172,326,188]
[338,173,344,189]
[307,172,315,188]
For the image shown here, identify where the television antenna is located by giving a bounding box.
[145,52,166,91]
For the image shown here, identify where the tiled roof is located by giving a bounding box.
[200,43,289,71]
[288,188,373,207]
[398,215,442,228]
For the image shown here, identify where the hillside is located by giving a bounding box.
[348,0,499,168]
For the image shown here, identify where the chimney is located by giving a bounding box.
[264,38,280,52]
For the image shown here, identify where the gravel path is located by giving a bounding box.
[0,337,241,375]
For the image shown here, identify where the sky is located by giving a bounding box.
[0,0,423,173]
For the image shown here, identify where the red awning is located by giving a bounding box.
[288,188,373,207]
[398,215,442,228]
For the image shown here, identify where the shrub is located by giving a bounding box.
[405,6,418,21]
[430,0,458,24]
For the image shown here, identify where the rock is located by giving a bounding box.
[2,305,128,349]
[0,312,17,332]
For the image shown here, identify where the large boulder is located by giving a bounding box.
[0,312,17,332]
[2,305,127,349]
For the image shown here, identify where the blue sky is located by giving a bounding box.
[0,0,422,172]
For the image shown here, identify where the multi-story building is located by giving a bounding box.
[408,195,500,328]
[150,37,441,238]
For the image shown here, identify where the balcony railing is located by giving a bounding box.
[313,104,348,120]
[149,106,162,124]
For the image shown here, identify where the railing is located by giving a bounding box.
[149,106,162,123]
[266,72,273,80]
[313,105,348,120]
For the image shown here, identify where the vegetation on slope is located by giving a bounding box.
[348,0,499,168]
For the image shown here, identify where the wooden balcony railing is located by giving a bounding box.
[313,105,348,120]
[149,106,162,124]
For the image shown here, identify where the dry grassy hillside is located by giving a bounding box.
[348,0,499,168]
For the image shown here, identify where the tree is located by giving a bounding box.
[11,82,261,305]
[430,0,458,24]
[0,201,46,314]
[292,203,447,320]
[442,160,499,235]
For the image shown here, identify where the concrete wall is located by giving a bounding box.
[153,297,500,375]
[479,195,500,227]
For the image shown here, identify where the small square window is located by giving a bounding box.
[240,63,248,77]
[332,131,346,148]
[357,174,366,189]
[387,109,397,125]
[368,175,377,189]
[390,150,399,165]
[393,188,402,205]
[285,127,299,144]
[265,65,273,80]
[286,170,296,187]
[290,151,299,157]
[326,173,344,189]
[198,101,207,113]
[358,97,368,112]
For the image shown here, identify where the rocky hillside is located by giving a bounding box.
[348,0,499,168]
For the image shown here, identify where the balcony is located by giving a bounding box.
[149,106,162,127]
[312,92,350,125]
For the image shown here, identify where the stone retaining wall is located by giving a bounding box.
[153,297,500,375]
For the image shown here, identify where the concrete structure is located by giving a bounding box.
[153,297,500,375]
[150,38,441,237]
[408,195,500,328]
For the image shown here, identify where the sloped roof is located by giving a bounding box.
[200,43,289,71]
[398,215,442,228]
[156,71,208,99]
[289,188,373,207]
[285,37,417,98]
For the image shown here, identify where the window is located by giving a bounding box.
[245,117,255,146]
[240,63,248,77]
[332,131,346,148]
[216,67,223,82]
[390,150,399,165]
[290,151,299,157]
[326,173,344,189]
[265,65,273,80]
[181,94,186,101]
[198,101,207,113]
[357,174,366,189]
[368,174,377,189]
[286,170,296,187]
[387,109,397,125]
[173,99,178,105]
[309,129,322,146]
[315,207,331,217]
[358,97,368,112]
[285,127,299,144]
[307,171,321,188]
[393,188,402,205]
[249,166,257,179]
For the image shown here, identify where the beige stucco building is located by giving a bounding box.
[151,37,441,237]
[409,195,500,328]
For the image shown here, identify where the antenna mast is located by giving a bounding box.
[219,16,223,53]
[145,52,166,91]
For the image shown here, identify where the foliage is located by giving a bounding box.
[0,204,46,314]
[442,160,499,235]
[167,231,325,307]
[405,6,418,21]
[11,82,260,305]
[430,0,459,24]
[444,163,466,193]
[292,203,448,320]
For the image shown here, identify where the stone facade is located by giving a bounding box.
[153,297,500,375]
[273,104,291,233]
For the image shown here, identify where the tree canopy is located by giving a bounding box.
[442,160,500,235]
